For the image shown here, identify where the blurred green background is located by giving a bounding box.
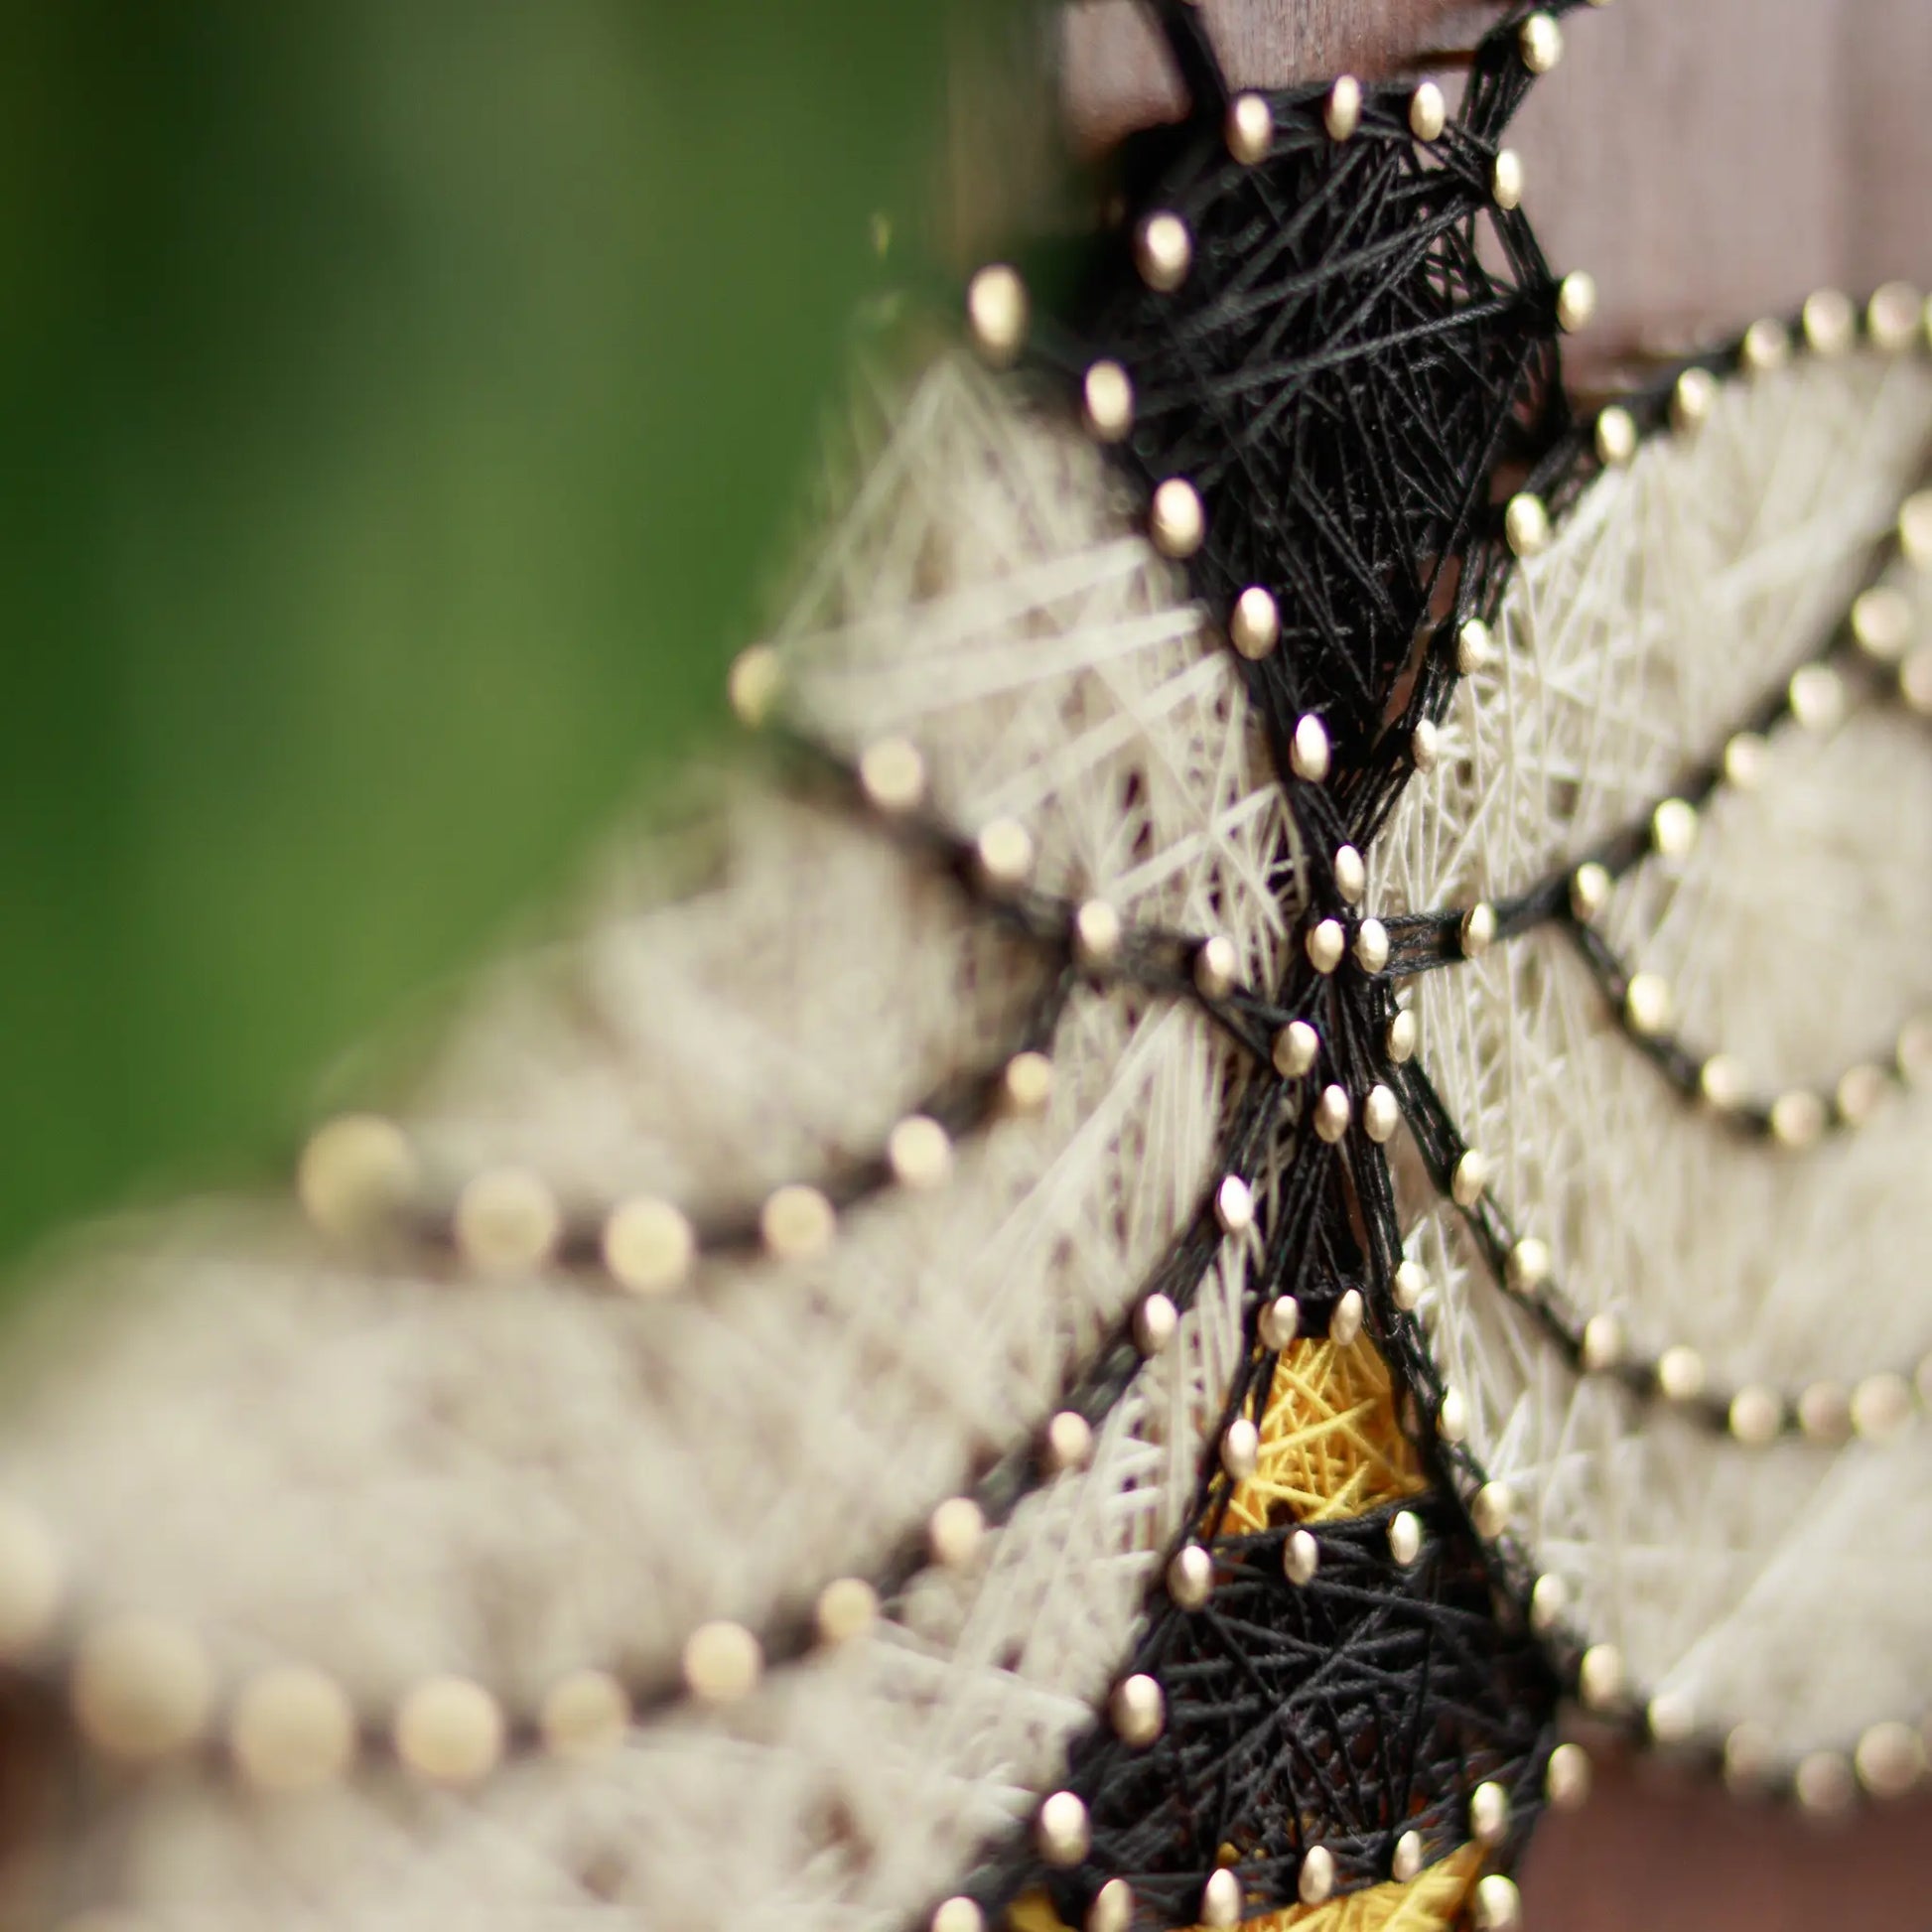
[0,0,951,1283]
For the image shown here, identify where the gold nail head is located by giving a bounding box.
[1272,1019,1319,1078]
[1593,404,1636,467]
[1724,1721,1775,1794]
[1570,861,1611,920]
[1229,585,1281,659]
[1728,1385,1782,1447]
[1505,1236,1552,1294]
[298,1113,418,1241]
[1651,795,1698,858]
[1503,492,1551,558]
[682,1620,764,1705]
[1456,618,1494,675]
[1073,897,1123,967]
[1214,1173,1256,1235]
[927,1496,986,1571]
[1491,148,1525,211]
[1471,1481,1515,1540]
[1835,1062,1888,1126]
[1387,1509,1423,1567]
[1722,730,1768,788]
[1623,972,1673,1037]
[1410,717,1440,771]
[1803,288,1856,356]
[1787,661,1845,732]
[1392,1258,1428,1311]
[603,1196,696,1297]
[1556,269,1597,334]
[1150,476,1206,558]
[931,1900,985,1932]
[759,1181,836,1260]
[1698,1054,1746,1113]
[1580,1311,1623,1372]
[1225,91,1274,165]
[1221,1416,1261,1479]
[1795,1751,1856,1818]
[1194,933,1239,999]
[231,1663,358,1792]
[1739,317,1789,375]
[1353,918,1391,975]
[1082,359,1135,443]
[1770,1090,1826,1150]
[393,1674,506,1785]
[1362,1083,1400,1144]
[1290,713,1331,781]
[1391,1829,1425,1882]
[0,1501,62,1660]
[1459,902,1497,957]
[1283,1527,1319,1587]
[1409,81,1447,142]
[1647,1689,1697,1745]
[727,642,782,727]
[1135,1292,1179,1355]
[1110,1674,1166,1748]
[1867,280,1923,352]
[1307,918,1346,976]
[1259,1295,1302,1350]
[1656,1343,1706,1402]
[538,1668,630,1762]
[1518,11,1564,72]
[1438,1386,1468,1445]
[1330,1287,1365,1347]
[1035,1790,1092,1868]
[974,817,1035,893]
[965,264,1028,366]
[1851,586,1911,662]
[1387,1008,1418,1064]
[1851,1371,1912,1442]
[1298,1846,1337,1908]
[1529,1572,1568,1633]
[1903,645,1932,717]
[454,1166,562,1273]
[888,1114,954,1191]
[1042,1410,1094,1476]
[1450,1148,1488,1207]
[1856,1720,1925,1799]
[1546,1740,1592,1810]
[1670,365,1717,432]
[1324,75,1363,142]
[1167,1542,1214,1609]
[858,736,926,814]
[1472,1873,1524,1932]
[814,1575,881,1647]
[1470,1778,1510,1845]
[1002,1050,1054,1116]
[1333,843,1367,902]
[1578,1642,1624,1712]
[1134,210,1193,293]
[1799,1380,1852,1444]
[1900,489,1932,570]
[1314,1083,1351,1143]
[1202,1867,1244,1929]
[1086,1879,1135,1932]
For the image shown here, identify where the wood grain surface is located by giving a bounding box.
[1062,5,1932,1928]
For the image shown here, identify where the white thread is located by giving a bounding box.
[0,353,1293,1924]
[1379,349,1932,1757]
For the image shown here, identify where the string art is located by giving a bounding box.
[0,2,1926,1928]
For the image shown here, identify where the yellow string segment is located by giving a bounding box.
[1006,1846,1479,1932]
[1219,1338,1428,1536]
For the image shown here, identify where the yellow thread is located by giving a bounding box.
[1220,1339,1428,1536]
[1007,1845,1480,1932]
